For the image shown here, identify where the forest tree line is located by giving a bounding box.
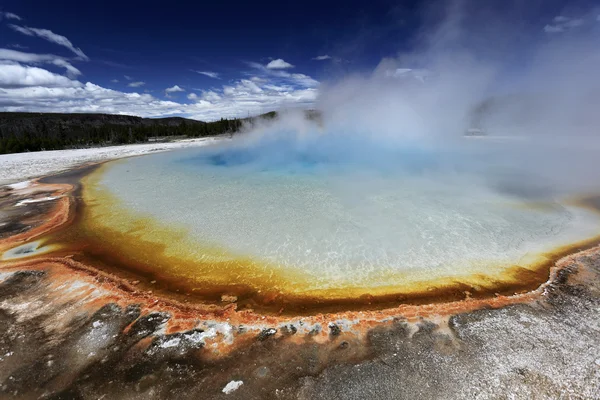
[0,113,248,154]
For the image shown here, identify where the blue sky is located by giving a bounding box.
[0,0,599,120]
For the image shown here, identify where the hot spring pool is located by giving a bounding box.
[70,137,600,309]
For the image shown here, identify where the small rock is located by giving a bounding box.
[221,294,238,303]
[328,323,341,337]
[222,380,243,394]
[280,325,298,336]
[257,328,277,341]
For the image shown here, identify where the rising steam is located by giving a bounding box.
[211,0,600,200]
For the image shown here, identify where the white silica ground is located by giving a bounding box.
[90,135,600,289]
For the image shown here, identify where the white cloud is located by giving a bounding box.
[266,59,294,69]
[9,25,88,60]
[1,12,22,21]
[248,62,319,88]
[202,91,221,101]
[543,24,564,33]
[289,73,319,88]
[312,55,332,61]
[239,79,263,93]
[222,86,235,96]
[385,68,430,82]
[564,19,584,28]
[0,48,81,77]
[51,59,82,78]
[0,81,185,116]
[184,77,317,120]
[544,16,585,33]
[263,84,293,92]
[0,19,317,121]
[0,63,82,88]
[194,71,220,79]
[0,58,318,121]
[165,84,184,93]
[247,61,266,70]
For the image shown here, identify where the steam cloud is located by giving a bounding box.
[200,0,600,200]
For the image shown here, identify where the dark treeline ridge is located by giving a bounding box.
[0,111,278,154]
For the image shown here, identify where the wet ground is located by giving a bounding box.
[0,174,598,399]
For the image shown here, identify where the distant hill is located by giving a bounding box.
[0,112,206,135]
[0,110,320,154]
[0,112,239,154]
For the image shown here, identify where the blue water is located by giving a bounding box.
[89,133,600,290]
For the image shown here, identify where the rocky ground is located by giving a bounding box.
[0,244,597,399]
[298,259,600,400]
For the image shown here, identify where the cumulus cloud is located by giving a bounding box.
[0,61,316,121]
[0,48,81,77]
[0,17,318,121]
[9,25,89,60]
[165,84,184,93]
[0,63,82,88]
[248,62,319,88]
[312,55,332,61]
[0,12,22,21]
[544,16,585,33]
[266,59,294,69]
[194,71,220,79]
[0,77,316,121]
[288,73,319,88]
[263,84,293,92]
[0,81,183,116]
[186,83,317,121]
[239,79,263,93]
[202,91,222,102]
